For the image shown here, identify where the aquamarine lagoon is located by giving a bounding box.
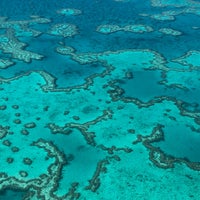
[0,0,200,199]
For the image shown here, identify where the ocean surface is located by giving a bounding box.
[0,0,200,199]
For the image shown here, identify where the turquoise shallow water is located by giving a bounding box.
[0,0,200,199]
